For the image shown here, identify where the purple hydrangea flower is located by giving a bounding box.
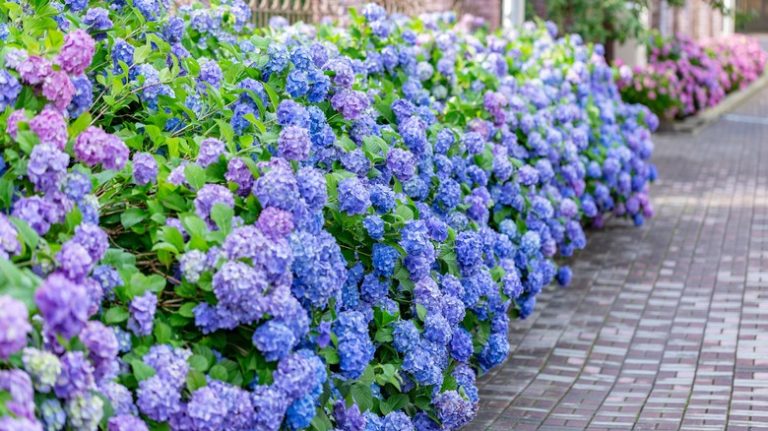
[0,69,21,110]
[257,207,294,239]
[108,415,149,431]
[143,344,191,387]
[136,375,182,421]
[54,351,94,399]
[0,214,20,259]
[42,72,74,111]
[56,241,94,281]
[225,157,253,195]
[132,152,157,185]
[74,126,129,170]
[197,138,225,167]
[194,184,234,225]
[386,148,416,181]
[68,74,94,118]
[0,296,31,359]
[127,291,157,336]
[433,390,475,430]
[27,144,69,194]
[57,30,95,75]
[79,321,118,380]
[18,56,52,85]
[12,196,56,235]
[35,273,89,338]
[29,106,68,150]
[83,7,113,32]
[0,370,35,420]
[278,126,311,161]
[331,89,369,120]
[338,177,370,215]
[5,109,27,139]
[252,320,296,362]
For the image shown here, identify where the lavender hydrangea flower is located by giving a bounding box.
[338,177,370,215]
[197,138,225,167]
[54,351,94,399]
[0,370,35,420]
[278,126,311,161]
[57,29,95,75]
[331,89,369,120]
[29,106,68,150]
[433,390,475,430]
[80,321,118,379]
[225,157,253,195]
[194,184,234,225]
[132,152,157,185]
[137,375,182,421]
[108,415,149,431]
[127,291,157,336]
[68,74,94,118]
[35,273,89,338]
[12,196,56,235]
[27,144,69,194]
[386,148,416,181]
[0,69,21,110]
[0,214,21,258]
[56,241,94,281]
[257,207,294,239]
[74,126,129,170]
[0,295,31,359]
[252,320,296,362]
[18,56,52,85]
[42,70,75,111]
[83,7,113,32]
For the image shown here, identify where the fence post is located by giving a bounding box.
[722,0,735,35]
[502,0,525,29]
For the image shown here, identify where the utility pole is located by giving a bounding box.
[502,0,525,29]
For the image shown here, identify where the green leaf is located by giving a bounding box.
[209,364,228,381]
[153,321,172,344]
[9,217,39,251]
[121,208,146,229]
[310,410,333,431]
[67,112,92,138]
[184,163,207,191]
[186,370,207,392]
[104,306,130,324]
[188,354,210,372]
[262,82,280,110]
[349,383,373,412]
[145,275,166,293]
[182,215,208,241]
[130,360,156,382]
[211,203,234,234]
[178,302,197,318]
[415,304,427,322]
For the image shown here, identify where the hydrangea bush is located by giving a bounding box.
[619,33,767,119]
[0,1,656,430]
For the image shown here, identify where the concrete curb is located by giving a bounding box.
[657,72,768,135]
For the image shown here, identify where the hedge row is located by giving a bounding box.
[0,1,656,430]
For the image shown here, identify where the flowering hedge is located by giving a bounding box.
[619,33,767,119]
[0,1,657,430]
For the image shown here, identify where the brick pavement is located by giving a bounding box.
[467,89,768,430]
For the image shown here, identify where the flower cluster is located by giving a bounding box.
[619,33,767,119]
[0,1,656,430]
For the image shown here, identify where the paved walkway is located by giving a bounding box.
[469,88,768,430]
